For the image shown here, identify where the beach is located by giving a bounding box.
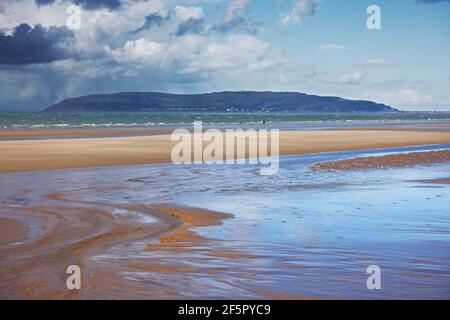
[0,127,449,173]
[1,123,450,299]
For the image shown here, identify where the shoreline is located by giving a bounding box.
[0,128,449,174]
[0,120,449,136]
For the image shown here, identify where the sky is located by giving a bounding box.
[0,0,449,111]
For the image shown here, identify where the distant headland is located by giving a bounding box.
[45,91,398,113]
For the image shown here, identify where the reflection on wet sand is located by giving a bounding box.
[0,193,234,299]
[0,218,27,246]
[1,144,450,299]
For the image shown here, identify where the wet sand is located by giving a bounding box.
[0,218,28,246]
[1,125,450,299]
[150,205,232,244]
[1,143,450,299]
[310,150,450,171]
[0,194,231,299]
[0,128,171,140]
[0,128,449,173]
[411,177,450,185]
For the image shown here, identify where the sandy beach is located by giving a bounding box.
[0,128,449,173]
[1,125,450,299]
[0,128,172,140]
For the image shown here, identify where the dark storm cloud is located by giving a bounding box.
[34,0,121,10]
[176,18,204,37]
[0,23,75,65]
[132,13,168,34]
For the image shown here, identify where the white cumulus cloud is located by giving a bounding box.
[105,38,165,65]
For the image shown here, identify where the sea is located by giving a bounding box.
[1,111,450,129]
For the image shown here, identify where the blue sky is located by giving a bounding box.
[0,0,449,111]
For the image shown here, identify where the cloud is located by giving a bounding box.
[214,0,257,34]
[173,5,204,36]
[223,0,251,23]
[34,0,54,5]
[104,32,281,78]
[281,0,321,26]
[181,34,282,74]
[0,67,50,106]
[174,5,203,21]
[176,18,204,37]
[104,38,165,66]
[0,23,75,65]
[318,70,366,85]
[131,5,205,36]
[363,59,395,68]
[34,0,121,10]
[315,58,394,85]
[132,13,168,34]
[361,89,433,107]
[317,43,354,54]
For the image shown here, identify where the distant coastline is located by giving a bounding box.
[45,91,397,113]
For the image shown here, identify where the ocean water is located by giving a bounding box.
[1,144,449,299]
[1,111,450,129]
